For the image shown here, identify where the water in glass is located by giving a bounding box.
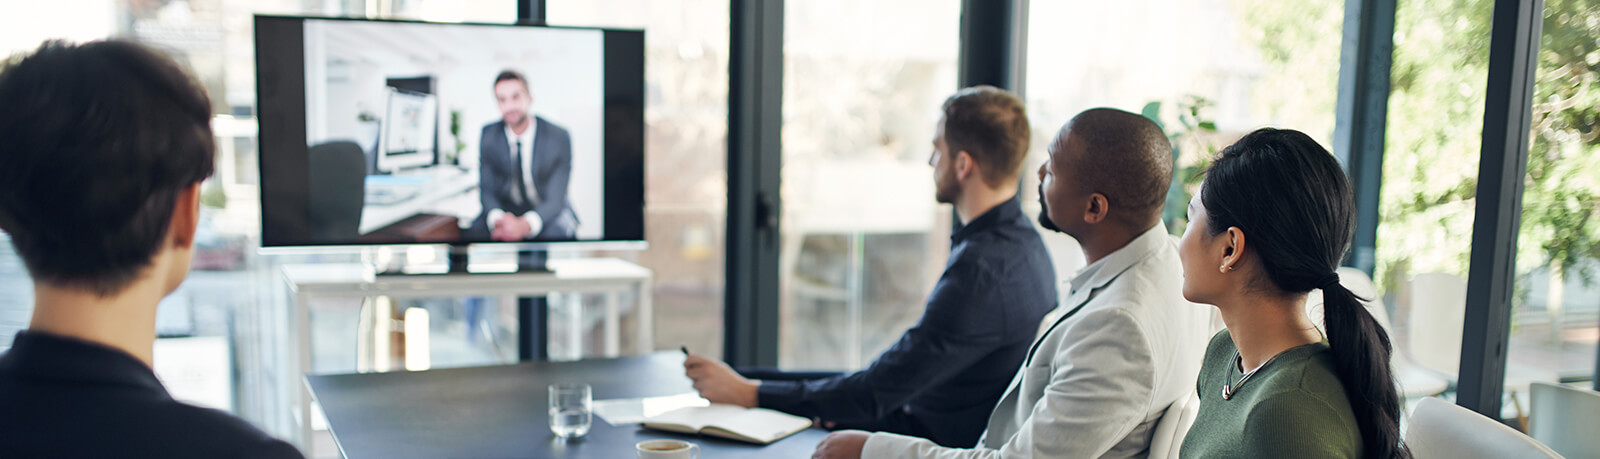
[549,384,592,438]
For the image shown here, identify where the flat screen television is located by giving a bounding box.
[254,15,645,250]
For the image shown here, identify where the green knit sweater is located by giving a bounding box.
[1179,330,1361,458]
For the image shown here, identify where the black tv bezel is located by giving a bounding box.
[253,14,646,250]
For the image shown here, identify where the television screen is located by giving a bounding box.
[254,16,644,248]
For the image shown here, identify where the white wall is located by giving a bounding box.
[0,0,116,56]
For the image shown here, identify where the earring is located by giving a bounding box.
[1219,265,1233,273]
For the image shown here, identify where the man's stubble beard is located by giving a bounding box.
[1037,183,1062,233]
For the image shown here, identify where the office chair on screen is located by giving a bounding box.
[307,141,367,240]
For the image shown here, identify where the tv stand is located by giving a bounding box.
[447,244,470,273]
[280,257,653,448]
[514,249,550,273]
[370,245,552,276]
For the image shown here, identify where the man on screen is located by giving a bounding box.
[475,69,578,241]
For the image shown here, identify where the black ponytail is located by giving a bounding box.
[1202,128,1410,458]
[1323,282,1407,458]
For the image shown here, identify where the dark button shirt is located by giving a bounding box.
[0,331,302,458]
[757,197,1058,448]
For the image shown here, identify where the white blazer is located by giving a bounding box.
[861,225,1211,458]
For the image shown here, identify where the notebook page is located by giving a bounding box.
[644,404,750,431]
[703,408,811,444]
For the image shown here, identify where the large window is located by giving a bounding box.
[1506,0,1599,393]
[1375,0,1598,416]
[1375,0,1502,411]
[547,0,732,358]
[778,0,960,370]
[1022,0,1344,278]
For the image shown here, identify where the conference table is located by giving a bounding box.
[306,352,830,458]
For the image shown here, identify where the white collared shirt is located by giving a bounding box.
[487,115,544,237]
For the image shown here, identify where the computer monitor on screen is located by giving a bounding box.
[378,87,437,172]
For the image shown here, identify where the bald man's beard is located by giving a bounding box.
[1037,183,1062,233]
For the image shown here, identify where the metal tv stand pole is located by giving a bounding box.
[514,248,548,361]
[443,244,551,361]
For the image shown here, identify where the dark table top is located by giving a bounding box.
[306,353,829,458]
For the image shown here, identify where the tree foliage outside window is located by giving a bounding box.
[1232,0,1600,321]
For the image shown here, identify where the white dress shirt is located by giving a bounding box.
[487,117,543,237]
[860,224,1212,458]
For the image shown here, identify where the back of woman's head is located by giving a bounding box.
[1202,128,1410,458]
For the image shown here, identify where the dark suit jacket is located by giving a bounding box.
[475,116,577,240]
[0,332,302,458]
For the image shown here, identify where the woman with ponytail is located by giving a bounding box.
[1176,128,1409,458]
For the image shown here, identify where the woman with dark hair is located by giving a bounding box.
[1176,128,1409,458]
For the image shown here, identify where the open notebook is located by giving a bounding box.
[641,404,812,445]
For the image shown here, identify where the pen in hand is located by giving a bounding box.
[681,345,698,370]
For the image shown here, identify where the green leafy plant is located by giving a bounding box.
[1142,96,1220,235]
[449,110,466,165]
[1234,0,1600,336]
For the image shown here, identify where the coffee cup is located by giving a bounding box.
[636,439,699,459]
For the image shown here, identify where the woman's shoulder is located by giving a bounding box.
[1203,329,1234,360]
[1197,330,1235,377]
[1237,386,1361,457]
[1255,342,1349,404]
[1239,349,1361,456]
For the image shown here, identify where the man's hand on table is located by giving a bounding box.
[682,352,759,408]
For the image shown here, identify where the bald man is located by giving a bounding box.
[814,108,1213,458]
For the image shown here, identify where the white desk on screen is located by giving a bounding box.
[358,166,479,234]
[279,258,653,452]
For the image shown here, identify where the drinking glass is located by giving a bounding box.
[549,383,592,438]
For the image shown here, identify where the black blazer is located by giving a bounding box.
[475,116,577,240]
[0,332,302,458]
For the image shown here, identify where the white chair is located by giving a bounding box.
[1408,272,1557,422]
[1406,397,1562,459]
[1529,381,1600,458]
[1147,391,1200,459]
[1305,267,1449,398]
[1409,272,1470,378]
